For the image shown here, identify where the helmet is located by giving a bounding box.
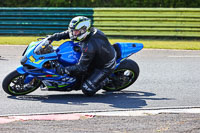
[68,16,91,42]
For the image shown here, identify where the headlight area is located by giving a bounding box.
[23,64,36,70]
[20,59,57,74]
[20,56,28,65]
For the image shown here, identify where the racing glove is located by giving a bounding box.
[44,39,52,46]
[55,64,70,75]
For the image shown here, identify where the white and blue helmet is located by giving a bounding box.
[68,16,91,42]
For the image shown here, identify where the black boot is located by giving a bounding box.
[98,77,110,89]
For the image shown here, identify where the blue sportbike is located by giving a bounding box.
[2,38,143,96]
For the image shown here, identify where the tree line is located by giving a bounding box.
[0,0,200,7]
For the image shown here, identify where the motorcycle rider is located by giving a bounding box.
[46,16,117,96]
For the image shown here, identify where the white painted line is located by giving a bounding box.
[168,56,200,58]
[82,108,200,117]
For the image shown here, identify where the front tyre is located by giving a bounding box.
[2,70,41,96]
[103,59,140,91]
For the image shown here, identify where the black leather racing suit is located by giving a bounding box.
[48,28,117,96]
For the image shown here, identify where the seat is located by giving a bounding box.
[112,43,122,59]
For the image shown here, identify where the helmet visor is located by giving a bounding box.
[68,26,87,41]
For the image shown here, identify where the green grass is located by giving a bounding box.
[0,36,67,46]
[0,36,200,50]
[110,39,200,50]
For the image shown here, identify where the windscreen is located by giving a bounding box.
[34,40,54,55]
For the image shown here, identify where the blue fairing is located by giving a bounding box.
[23,40,58,69]
[56,41,81,67]
[17,65,26,74]
[115,42,143,59]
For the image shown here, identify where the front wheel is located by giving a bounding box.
[103,59,140,91]
[2,70,41,96]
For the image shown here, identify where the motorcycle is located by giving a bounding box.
[2,38,143,96]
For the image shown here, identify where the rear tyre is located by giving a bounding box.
[103,59,140,92]
[2,70,41,96]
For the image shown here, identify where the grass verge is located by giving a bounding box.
[0,36,200,50]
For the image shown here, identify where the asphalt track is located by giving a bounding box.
[0,45,200,116]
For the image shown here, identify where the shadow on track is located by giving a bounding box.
[8,91,172,109]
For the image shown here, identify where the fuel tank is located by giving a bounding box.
[56,41,81,67]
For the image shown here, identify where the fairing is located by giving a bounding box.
[115,42,143,59]
[56,41,81,66]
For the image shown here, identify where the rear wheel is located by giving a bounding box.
[103,59,139,91]
[2,70,41,96]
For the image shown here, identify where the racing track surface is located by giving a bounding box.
[0,45,200,116]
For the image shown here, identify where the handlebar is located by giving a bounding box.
[37,38,45,41]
